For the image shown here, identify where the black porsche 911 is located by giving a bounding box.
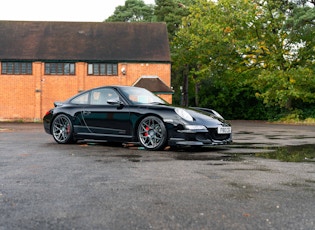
[43,85,232,150]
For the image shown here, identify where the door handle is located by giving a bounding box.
[82,111,91,116]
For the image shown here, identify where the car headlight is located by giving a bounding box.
[185,125,207,130]
[210,109,224,119]
[175,108,193,121]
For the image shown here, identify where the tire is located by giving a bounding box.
[137,116,167,150]
[52,114,75,144]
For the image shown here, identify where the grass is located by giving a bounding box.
[274,117,315,125]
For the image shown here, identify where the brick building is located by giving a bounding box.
[0,21,172,121]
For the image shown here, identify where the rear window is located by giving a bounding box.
[71,92,89,104]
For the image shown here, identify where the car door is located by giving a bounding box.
[81,88,132,138]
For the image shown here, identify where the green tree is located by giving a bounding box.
[247,0,315,110]
[172,0,253,108]
[152,0,195,105]
[105,0,155,22]
[154,0,192,40]
[173,0,315,118]
[285,2,315,69]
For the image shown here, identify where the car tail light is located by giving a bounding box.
[45,110,52,116]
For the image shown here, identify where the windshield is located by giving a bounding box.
[120,87,167,105]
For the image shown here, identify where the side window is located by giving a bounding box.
[45,63,75,75]
[1,62,32,75]
[71,92,89,104]
[90,88,119,105]
[87,63,118,76]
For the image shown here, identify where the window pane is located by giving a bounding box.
[70,64,75,75]
[1,63,7,74]
[100,64,106,75]
[71,92,89,104]
[58,64,61,74]
[91,88,119,105]
[51,63,57,74]
[57,63,63,75]
[7,63,13,74]
[14,63,20,74]
[45,63,50,74]
[27,63,32,74]
[106,64,112,75]
[113,64,118,75]
[21,63,26,73]
[64,63,70,74]
[93,64,99,75]
[88,64,93,75]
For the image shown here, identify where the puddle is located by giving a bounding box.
[170,144,315,162]
[116,154,142,162]
[265,135,309,140]
[175,153,236,161]
[235,131,256,135]
[75,140,315,163]
[0,128,13,132]
[226,144,315,162]
[253,145,315,162]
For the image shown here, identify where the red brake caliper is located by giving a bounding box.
[66,124,71,134]
[144,126,150,136]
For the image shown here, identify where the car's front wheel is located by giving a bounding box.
[52,114,75,144]
[137,116,167,150]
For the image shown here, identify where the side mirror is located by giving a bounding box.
[107,99,124,106]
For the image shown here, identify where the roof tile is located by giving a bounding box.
[0,21,171,62]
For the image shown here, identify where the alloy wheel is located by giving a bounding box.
[52,114,74,144]
[138,116,167,150]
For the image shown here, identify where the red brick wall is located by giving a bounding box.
[0,61,171,121]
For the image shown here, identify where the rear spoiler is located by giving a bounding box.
[54,101,64,107]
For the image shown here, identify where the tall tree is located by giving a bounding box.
[154,0,191,40]
[105,0,154,22]
[154,0,194,105]
[173,0,315,117]
[247,0,315,110]
[172,0,251,107]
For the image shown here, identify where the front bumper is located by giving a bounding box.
[168,127,232,147]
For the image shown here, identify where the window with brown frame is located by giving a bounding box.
[45,63,75,75]
[1,62,32,75]
[88,63,118,76]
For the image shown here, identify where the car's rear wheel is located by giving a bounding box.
[52,114,75,144]
[137,116,167,150]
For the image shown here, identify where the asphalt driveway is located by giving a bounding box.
[0,121,314,230]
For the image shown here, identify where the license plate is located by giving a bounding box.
[218,126,231,134]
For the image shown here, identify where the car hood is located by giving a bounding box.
[186,108,228,126]
[144,104,229,127]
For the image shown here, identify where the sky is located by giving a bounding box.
[0,0,156,22]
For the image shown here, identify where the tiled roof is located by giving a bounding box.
[133,76,173,93]
[0,21,170,62]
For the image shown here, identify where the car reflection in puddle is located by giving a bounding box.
[224,144,315,163]
[82,141,315,163]
[254,144,315,162]
[169,144,315,163]
[168,143,315,162]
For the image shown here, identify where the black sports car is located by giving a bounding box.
[43,85,232,150]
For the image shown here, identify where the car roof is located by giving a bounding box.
[64,85,144,103]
